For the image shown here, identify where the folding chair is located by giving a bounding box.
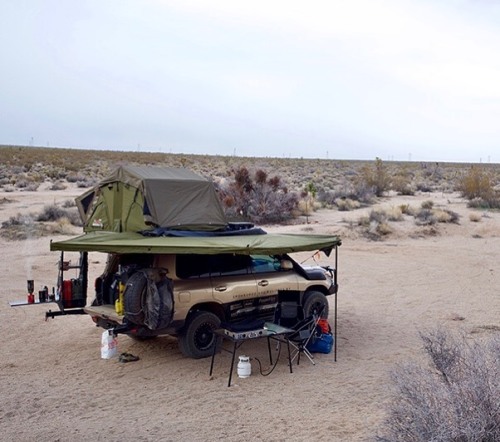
[274,302,324,366]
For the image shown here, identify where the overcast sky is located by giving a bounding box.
[1,1,500,162]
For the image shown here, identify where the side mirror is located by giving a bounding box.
[280,260,293,270]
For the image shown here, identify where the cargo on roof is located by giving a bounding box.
[76,165,227,233]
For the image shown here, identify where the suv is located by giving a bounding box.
[85,251,337,358]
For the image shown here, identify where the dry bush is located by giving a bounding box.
[469,212,482,223]
[433,209,460,224]
[36,204,81,226]
[1,214,37,240]
[399,204,417,216]
[391,174,415,196]
[459,166,494,200]
[217,167,299,224]
[358,157,390,197]
[459,166,500,209]
[386,206,403,221]
[49,181,67,191]
[377,328,500,442]
[414,208,437,226]
[357,209,393,240]
[421,200,434,209]
[335,198,361,211]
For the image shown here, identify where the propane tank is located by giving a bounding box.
[237,355,251,378]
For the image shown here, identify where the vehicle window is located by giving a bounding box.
[176,254,251,279]
[250,255,281,274]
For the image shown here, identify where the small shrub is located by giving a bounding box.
[469,212,482,222]
[399,204,416,216]
[377,328,500,442]
[421,200,434,209]
[36,204,81,226]
[459,166,495,202]
[416,182,433,193]
[386,206,403,222]
[369,209,388,224]
[335,198,360,211]
[391,174,414,196]
[358,157,390,197]
[62,199,76,208]
[0,213,37,240]
[433,209,460,224]
[415,208,436,225]
[50,181,67,191]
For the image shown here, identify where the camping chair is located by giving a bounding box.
[274,302,324,366]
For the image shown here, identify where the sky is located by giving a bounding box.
[1,0,500,163]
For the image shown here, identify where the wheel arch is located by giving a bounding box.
[185,302,225,325]
[302,285,329,300]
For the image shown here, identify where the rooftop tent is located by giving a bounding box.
[76,166,228,233]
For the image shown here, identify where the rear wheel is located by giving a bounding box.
[303,291,329,318]
[178,311,221,359]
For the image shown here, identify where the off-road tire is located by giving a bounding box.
[123,271,147,325]
[303,291,329,318]
[178,311,221,359]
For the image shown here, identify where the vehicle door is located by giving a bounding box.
[251,255,300,296]
[208,254,260,322]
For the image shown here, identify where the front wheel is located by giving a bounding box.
[178,311,221,359]
[303,291,329,318]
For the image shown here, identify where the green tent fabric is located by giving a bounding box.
[50,231,341,256]
[76,166,227,233]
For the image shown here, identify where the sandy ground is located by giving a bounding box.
[1,185,499,441]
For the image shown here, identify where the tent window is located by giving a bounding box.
[80,191,95,215]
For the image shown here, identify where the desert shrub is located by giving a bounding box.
[469,212,482,222]
[66,173,86,183]
[62,199,76,208]
[217,167,299,224]
[399,204,416,216]
[36,204,81,226]
[434,209,460,224]
[467,197,500,210]
[77,179,96,188]
[0,213,37,240]
[377,328,500,442]
[459,166,495,201]
[357,209,393,240]
[386,206,404,221]
[391,174,415,195]
[458,166,500,209]
[415,208,436,225]
[421,200,434,209]
[318,182,375,206]
[358,157,390,197]
[416,182,433,193]
[335,198,361,211]
[49,181,67,191]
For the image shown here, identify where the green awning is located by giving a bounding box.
[50,231,341,256]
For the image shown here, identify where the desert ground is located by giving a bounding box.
[1,178,499,441]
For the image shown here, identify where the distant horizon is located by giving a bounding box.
[1,143,497,165]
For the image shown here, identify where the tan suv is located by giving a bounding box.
[85,251,338,358]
